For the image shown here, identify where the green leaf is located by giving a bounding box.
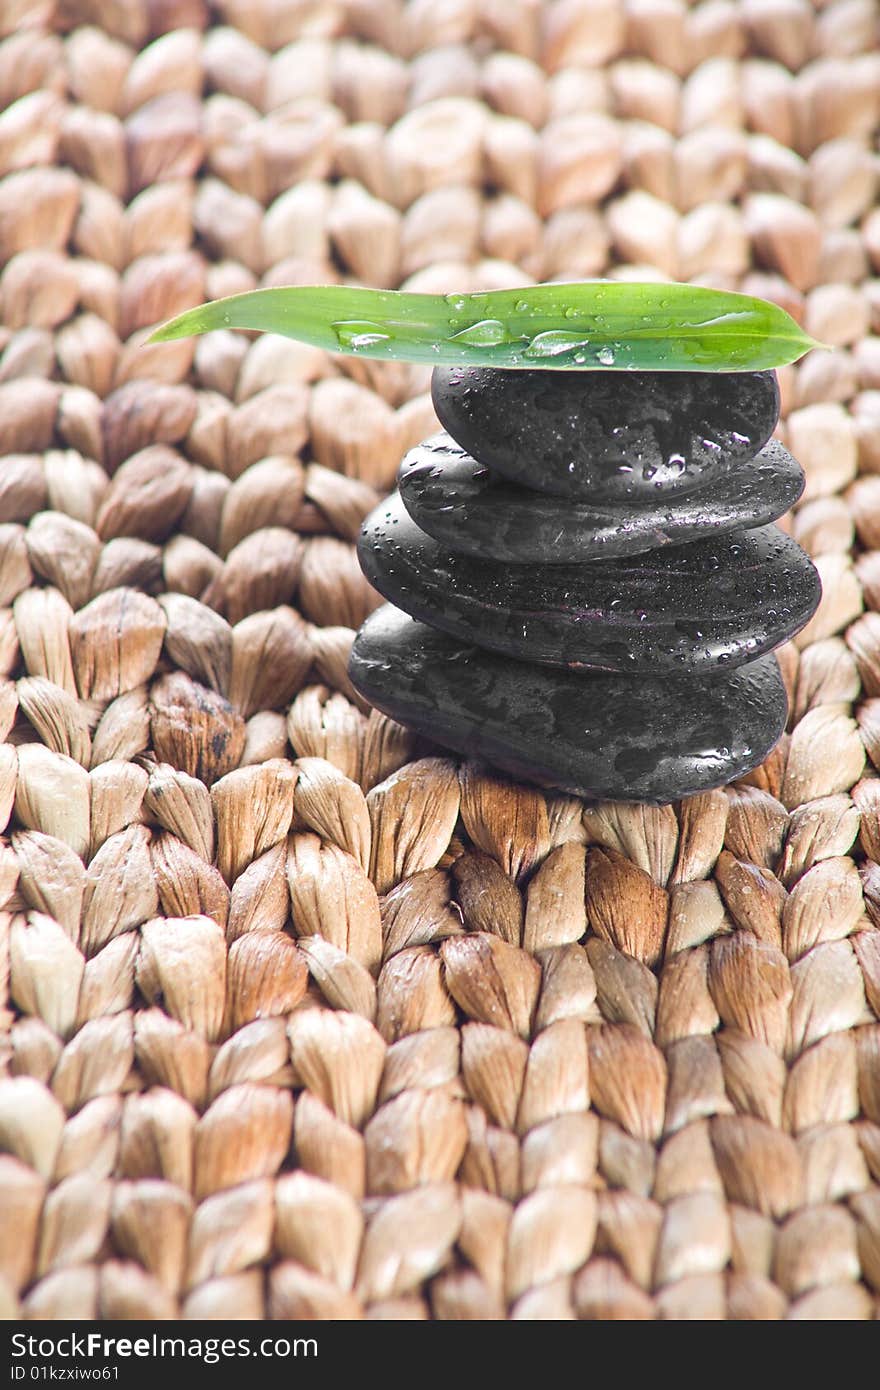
[148,281,823,371]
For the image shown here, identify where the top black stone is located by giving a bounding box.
[431,365,780,502]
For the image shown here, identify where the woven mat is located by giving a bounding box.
[0,0,879,1323]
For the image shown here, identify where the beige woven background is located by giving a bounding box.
[0,0,879,1321]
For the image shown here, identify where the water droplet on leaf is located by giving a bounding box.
[332,320,392,350]
[523,330,593,359]
[449,319,512,347]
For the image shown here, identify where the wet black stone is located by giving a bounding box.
[398,432,804,563]
[431,365,780,502]
[349,605,788,803]
[358,492,821,676]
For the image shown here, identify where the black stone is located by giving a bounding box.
[398,432,804,563]
[358,493,821,676]
[349,605,788,804]
[431,365,780,502]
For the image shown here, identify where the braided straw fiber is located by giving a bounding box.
[0,0,879,1323]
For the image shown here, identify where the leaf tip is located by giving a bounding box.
[146,305,213,344]
[145,317,187,345]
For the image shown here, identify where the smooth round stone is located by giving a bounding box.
[431,365,780,502]
[398,432,804,563]
[358,493,821,676]
[349,605,788,803]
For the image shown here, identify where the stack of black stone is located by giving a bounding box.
[349,367,822,803]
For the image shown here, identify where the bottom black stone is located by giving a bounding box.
[349,604,788,804]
